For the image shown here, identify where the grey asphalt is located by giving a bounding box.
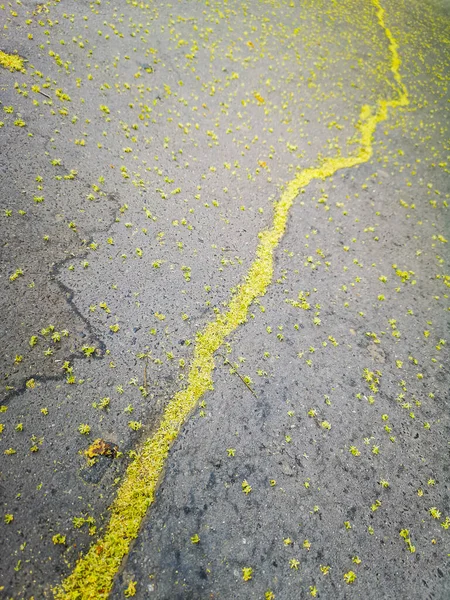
[0,0,449,598]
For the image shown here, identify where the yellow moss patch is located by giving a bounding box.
[0,50,25,73]
[54,2,408,598]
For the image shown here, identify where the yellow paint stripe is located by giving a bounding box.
[54,2,408,598]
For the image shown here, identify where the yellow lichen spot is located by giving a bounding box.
[85,439,118,460]
[0,50,25,73]
[52,534,66,545]
[124,580,136,597]
[343,571,357,584]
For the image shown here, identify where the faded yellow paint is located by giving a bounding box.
[54,1,408,598]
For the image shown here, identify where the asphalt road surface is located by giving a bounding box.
[0,0,449,598]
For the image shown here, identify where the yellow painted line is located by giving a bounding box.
[54,2,408,598]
